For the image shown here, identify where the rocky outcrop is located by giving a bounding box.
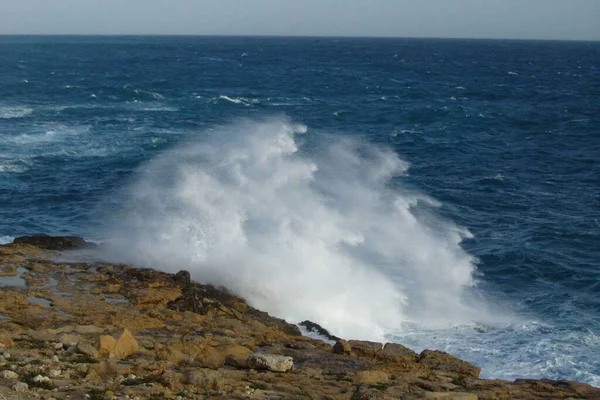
[11,234,94,250]
[0,236,598,400]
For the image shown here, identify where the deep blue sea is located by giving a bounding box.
[1,36,599,384]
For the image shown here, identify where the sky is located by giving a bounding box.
[0,0,599,41]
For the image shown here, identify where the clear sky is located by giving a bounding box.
[1,0,599,41]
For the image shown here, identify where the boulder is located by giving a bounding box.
[219,344,253,368]
[332,339,352,355]
[247,353,294,372]
[419,350,481,379]
[377,342,418,363]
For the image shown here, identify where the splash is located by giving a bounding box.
[106,117,486,340]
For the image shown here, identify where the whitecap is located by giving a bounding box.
[0,107,33,119]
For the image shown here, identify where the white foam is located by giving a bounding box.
[105,117,492,341]
[0,236,14,245]
[0,107,33,119]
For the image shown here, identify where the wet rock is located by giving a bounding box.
[419,350,481,379]
[13,234,95,250]
[248,353,294,372]
[298,320,341,341]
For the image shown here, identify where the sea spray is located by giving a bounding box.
[105,117,484,340]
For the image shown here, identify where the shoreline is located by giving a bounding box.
[0,235,598,399]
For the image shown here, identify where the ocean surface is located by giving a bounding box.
[1,36,599,384]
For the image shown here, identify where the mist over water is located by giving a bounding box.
[106,117,493,340]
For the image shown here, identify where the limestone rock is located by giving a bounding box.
[12,382,28,392]
[348,340,383,357]
[219,344,253,368]
[2,370,18,379]
[77,340,99,359]
[419,350,481,379]
[74,325,104,335]
[58,333,81,347]
[195,346,225,369]
[13,234,93,250]
[332,339,352,355]
[354,370,390,384]
[98,334,117,358]
[423,392,478,400]
[113,328,139,359]
[378,342,418,363]
[248,353,294,372]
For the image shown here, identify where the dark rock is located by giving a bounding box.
[12,234,95,250]
[298,320,341,341]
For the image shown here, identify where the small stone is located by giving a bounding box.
[2,352,10,359]
[49,369,61,377]
[12,382,29,392]
[0,337,14,347]
[51,355,60,362]
[53,342,64,350]
[247,353,294,372]
[2,370,19,379]
[33,374,51,383]
[126,373,137,380]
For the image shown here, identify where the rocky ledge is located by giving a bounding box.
[0,235,598,400]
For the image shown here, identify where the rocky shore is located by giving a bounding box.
[0,236,598,400]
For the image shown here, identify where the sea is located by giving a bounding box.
[0,36,599,385]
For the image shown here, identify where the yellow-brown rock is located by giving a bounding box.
[113,328,138,359]
[98,334,117,358]
[354,369,390,384]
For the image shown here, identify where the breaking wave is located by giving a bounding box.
[105,117,497,340]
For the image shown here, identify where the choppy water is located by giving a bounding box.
[1,36,599,384]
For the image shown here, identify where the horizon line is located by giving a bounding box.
[0,33,598,43]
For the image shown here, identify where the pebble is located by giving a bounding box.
[1,370,18,379]
[51,355,60,362]
[2,352,10,359]
[53,342,64,350]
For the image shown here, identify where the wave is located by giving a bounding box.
[103,117,496,340]
[0,236,14,245]
[0,107,33,119]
